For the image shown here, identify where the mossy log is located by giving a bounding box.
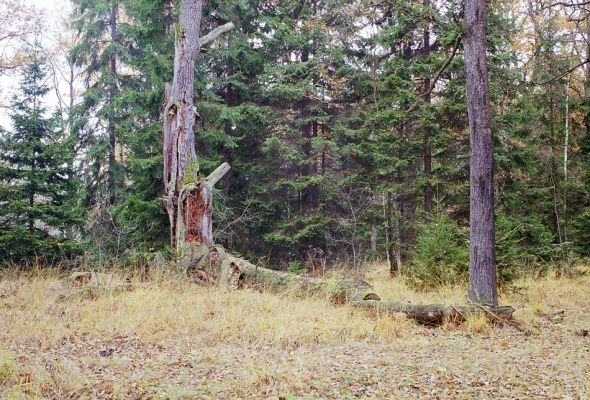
[214,246,380,303]
[210,246,515,325]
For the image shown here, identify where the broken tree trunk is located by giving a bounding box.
[208,246,515,326]
[162,0,205,249]
[162,0,234,249]
[177,163,230,246]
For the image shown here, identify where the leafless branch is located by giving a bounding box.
[199,22,235,47]
[539,58,590,85]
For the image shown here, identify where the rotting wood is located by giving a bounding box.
[162,0,234,249]
[206,246,515,326]
[354,300,515,326]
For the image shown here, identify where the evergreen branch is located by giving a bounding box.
[406,34,462,114]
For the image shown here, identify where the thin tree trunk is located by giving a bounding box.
[563,76,570,242]
[586,18,590,140]
[298,49,319,214]
[423,0,433,214]
[223,36,233,197]
[464,0,498,306]
[549,97,563,245]
[385,191,401,276]
[107,1,118,206]
[550,157,563,245]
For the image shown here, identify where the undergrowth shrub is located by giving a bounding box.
[407,211,562,288]
[407,213,469,287]
[494,213,557,281]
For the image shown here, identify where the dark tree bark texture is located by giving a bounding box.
[423,0,433,214]
[108,1,119,206]
[464,0,498,305]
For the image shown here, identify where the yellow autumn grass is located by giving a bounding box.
[0,263,588,399]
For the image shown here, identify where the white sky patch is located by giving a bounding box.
[0,0,72,131]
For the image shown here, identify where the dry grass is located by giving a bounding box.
[0,264,588,399]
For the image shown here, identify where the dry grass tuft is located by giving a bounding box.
[464,313,490,333]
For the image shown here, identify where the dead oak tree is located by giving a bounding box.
[161,0,233,249]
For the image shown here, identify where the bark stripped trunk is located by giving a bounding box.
[162,0,205,248]
[464,0,498,305]
[162,2,233,249]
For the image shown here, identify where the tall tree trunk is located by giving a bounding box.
[586,18,590,140]
[464,0,498,305]
[563,77,570,242]
[385,191,402,276]
[549,97,563,245]
[107,1,118,206]
[162,0,205,248]
[423,0,433,214]
[223,36,233,197]
[298,49,319,214]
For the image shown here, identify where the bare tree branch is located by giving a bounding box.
[539,58,590,85]
[199,22,235,47]
[542,0,590,9]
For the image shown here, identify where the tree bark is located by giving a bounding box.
[108,0,119,206]
[423,0,433,214]
[464,0,498,305]
[162,7,234,249]
[162,0,205,248]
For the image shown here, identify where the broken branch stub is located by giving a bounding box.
[176,162,230,247]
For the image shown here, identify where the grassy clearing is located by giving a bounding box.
[0,265,588,399]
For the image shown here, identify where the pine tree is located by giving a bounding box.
[464,0,497,305]
[0,49,81,264]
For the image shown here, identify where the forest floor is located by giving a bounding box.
[0,264,589,399]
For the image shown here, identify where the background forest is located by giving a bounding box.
[1,0,589,285]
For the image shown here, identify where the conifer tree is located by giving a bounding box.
[0,49,80,263]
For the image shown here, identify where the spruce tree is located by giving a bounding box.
[0,50,80,264]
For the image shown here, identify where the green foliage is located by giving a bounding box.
[495,213,559,281]
[50,0,590,276]
[0,51,81,264]
[407,213,469,288]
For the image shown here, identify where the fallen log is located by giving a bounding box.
[215,246,380,302]
[211,246,515,326]
[352,300,515,325]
